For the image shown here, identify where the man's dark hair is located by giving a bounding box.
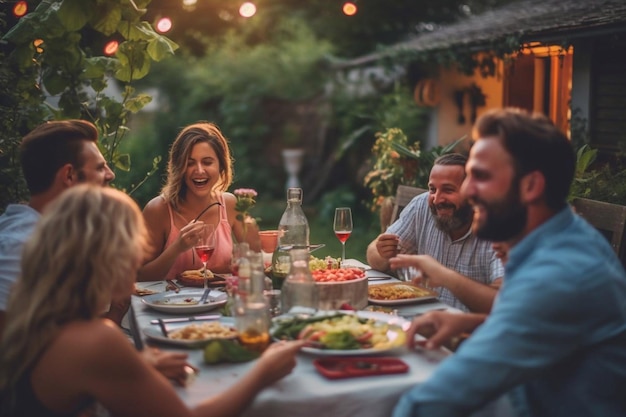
[20,120,99,194]
[434,153,467,168]
[473,108,575,211]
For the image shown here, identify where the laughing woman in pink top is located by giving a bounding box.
[138,122,261,281]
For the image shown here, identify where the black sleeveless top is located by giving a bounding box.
[0,370,95,417]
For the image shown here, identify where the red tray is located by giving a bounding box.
[313,357,409,379]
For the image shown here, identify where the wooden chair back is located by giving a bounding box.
[380,185,428,231]
[571,197,626,264]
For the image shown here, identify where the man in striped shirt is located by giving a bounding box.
[366,153,503,313]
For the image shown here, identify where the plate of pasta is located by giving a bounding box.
[368,283,438,305]
[143,318,238,348]
[271,311,408,356]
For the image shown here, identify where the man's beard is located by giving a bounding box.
[472,182,527,241]
[430,201,474,234]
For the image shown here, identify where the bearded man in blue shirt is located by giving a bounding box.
[391,108,626,417]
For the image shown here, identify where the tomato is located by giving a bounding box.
[356,330,373,343]
[298,326,315,340]
[311,267,366,282]
[297,326,326,342]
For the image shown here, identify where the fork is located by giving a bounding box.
[166,280,181,293]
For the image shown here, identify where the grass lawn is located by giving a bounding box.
[254,199,380,264]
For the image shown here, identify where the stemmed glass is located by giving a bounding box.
[333,207,353,265]
[194,223,216,289]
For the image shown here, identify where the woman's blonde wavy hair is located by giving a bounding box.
[161,122,234,209]
[0,185,147,410]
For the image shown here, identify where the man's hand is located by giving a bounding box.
[406,311,486,350]
[375,233,401,259]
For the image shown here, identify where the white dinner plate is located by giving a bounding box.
[143,317,236,348]
[342,259,372,270]
[271,310,409,356]
[141,289,227,314]
[368,283,438,306]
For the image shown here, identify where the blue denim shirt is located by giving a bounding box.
[393,206,626,417]
[0,204,40,310]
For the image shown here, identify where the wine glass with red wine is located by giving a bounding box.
[194,223,216,289]
[333,207,353,266]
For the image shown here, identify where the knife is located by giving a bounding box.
[150,314,221,324]
[278,243,325,252]
[199,288,211,304]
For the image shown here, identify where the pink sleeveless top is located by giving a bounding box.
[163,194,233,278]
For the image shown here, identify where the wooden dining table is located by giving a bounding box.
[128,268,510,417]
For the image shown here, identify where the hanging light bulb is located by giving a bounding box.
[33,39,44,53]
[342,2,357,16]
[104,40,119,56]
[182,0,197,11]
[13,1,28,17]
[156,17,172,33]
[239,2,257,18]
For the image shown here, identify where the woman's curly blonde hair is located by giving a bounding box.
[0,185,147,411]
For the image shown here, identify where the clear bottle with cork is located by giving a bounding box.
[281,249,318,316]
[271,187,309,289]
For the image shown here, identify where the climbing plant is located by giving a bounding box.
[0,0,177,209]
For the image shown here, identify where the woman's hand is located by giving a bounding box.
[252,340,305,386]
[176,220,206,253]
[141,347,198,386]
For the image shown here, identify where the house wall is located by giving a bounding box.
[428,60,504,150]
[571,39,592,130]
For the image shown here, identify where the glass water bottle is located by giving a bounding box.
[272,187,310,289]
[281,249,318,316]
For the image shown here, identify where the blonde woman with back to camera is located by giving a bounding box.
[0,185,303,417]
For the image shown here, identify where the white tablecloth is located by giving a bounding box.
[130,273,513,417]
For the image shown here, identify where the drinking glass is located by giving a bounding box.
[397,266,421,283]
[194,223,216,289]
[333,207,353,265]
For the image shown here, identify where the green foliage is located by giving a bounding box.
[0,10,46,210]
[374,83,430,139]
[364,128,415,208]
[363,127,465,211]
[0,0,178,207]
[568,144,598,201]
[568,143,626,205]
[197,17,331,101]
[129,15,333,200]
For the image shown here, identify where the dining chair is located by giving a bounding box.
[380,185,428,231]
[571,197,626,265]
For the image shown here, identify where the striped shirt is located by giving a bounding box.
[387,193,503,312]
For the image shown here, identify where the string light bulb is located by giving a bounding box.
[13,1,28,17]
[104,40,119,56]
[239,2,256,18]
[342,2,357,16]
[33,39,44,53]
[156,17,172,33]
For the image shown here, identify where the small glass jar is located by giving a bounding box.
[234,268,271,352]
